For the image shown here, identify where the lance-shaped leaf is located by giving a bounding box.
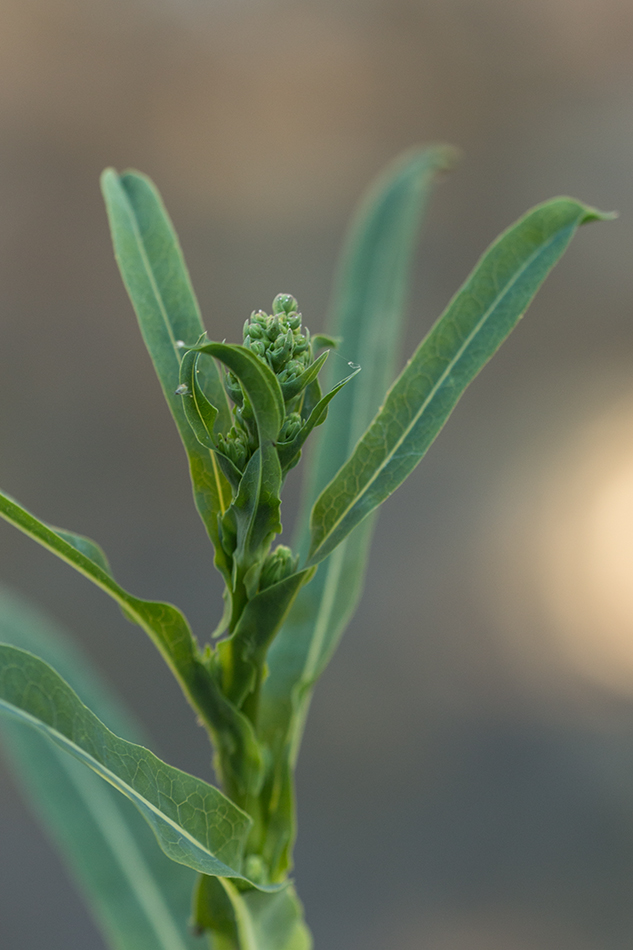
[100,168,232,555]
[297,145,459,533]
[191,344,285,615]
[190,343,284,445]
[225,449,282,597]
[0,644,260,881]
[0,586,201,950]
[276,365,361,475]
[258,146,455,878]
[194,876,311,950]
[0,489,260,777]
[0,490,199,675]
[217,569,314,710]
[278,350,328,402]
[308,198,611,566]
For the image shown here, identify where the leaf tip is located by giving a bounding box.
[396,142,461,180]
[99,166,120,194]
[579,204,619,224]
[431,142,462,173]
[549,197,618,225]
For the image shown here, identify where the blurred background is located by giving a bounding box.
[1,0,633,947]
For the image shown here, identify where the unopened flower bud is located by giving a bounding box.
[278,412,303,443]
[277,359,304,383]
[272,293,299,316]
[259,545,298,589]
[249,340,266,358]
[266,316,282,342]
[216,425,249,471]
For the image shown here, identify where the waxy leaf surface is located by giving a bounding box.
[0,587,200,950]
[100,168,232,549]
[218,569,314,710]
[308,198,609,565]
[0,490,203,708]
[259,145,455,877]
[0,643,254,880]
[0,488,264,797]
[190,342,284,444]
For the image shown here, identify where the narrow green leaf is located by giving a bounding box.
[276,365,361,475]
[0,489,200,690]
[100,168,232,553]
[258,146,454,877]
[227,449,282,592]
[0,643,256,881]
[179,349,219,451]
[278,350,328,402]
[191,344,285,626]
[0,488,258,777]
[298,145,459,524]
[100,169,231,440]
[52,528,113,574]
[0,586,200,950]
[271,145,458,688]
[217,569,314,710]
[191,343,284,445]
[308,198,611,566]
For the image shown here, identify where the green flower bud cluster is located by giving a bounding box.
[278,412,303,444]
[242,294,311,386]
[259,544,299,590]
[218,294,319,480]
[215,424,249,472]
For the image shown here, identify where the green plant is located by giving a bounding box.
[0,147,610,949]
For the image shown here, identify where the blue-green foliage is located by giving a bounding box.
[0,149,609,950]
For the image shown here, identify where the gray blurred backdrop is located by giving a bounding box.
[2,1,633,947]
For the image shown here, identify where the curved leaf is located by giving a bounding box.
[178,349,219,451]
[190,344,285,627]
[52,528,113,574]
[217,569,314,710]
[308,198,611,566]
[191,343,284,445]
[0,488,262,786]
[100,168,232,556]
[258,146,454,877]
[0,586,200,950]
[277,364,361,475]
[278,350,328,402]
[0,643,255,881]
[0,489,201,695]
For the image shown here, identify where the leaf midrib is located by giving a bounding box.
[0,694,243,878]
[120,180,190,362]
[53,750,193,950]
[118,177,229,509]
[0,491,189,659]
[311,226,564,559]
